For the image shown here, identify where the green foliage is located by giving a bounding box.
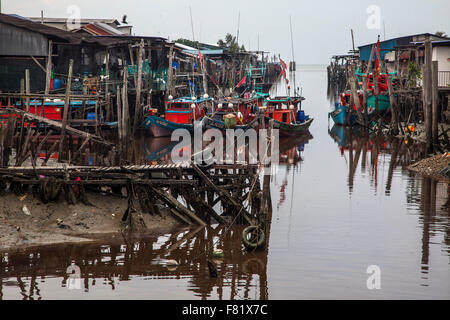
[407,62,422,88]
[435,31,448,38]
[217,33,245,53]
[175,38,200,48]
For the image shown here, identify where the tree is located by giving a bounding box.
[175,38,200,48]
[217,33,245,53]
[435,31,448,38]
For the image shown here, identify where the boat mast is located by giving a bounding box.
[289,15,297,97]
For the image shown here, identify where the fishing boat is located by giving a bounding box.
[331,36,396,126]
[262,96,313,137]
[328,102,357,126]
[0,99,98,128]
[202,96,263,132]
[142,96,211,137]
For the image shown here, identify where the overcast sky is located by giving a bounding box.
[3,0,450,64]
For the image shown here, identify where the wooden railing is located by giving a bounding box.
[438,71,450,88]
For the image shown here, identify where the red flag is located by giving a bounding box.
[280,58,287,71]
[236,76,247,88]
[198,49,202,62]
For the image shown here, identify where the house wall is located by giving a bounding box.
[433,46,450,72]
[0,22,48,56]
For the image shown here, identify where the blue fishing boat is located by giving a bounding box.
[329,102,357,126]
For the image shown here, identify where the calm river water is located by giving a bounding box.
[0,66,449,300]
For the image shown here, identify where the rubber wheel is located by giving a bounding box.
[242,225,265,250]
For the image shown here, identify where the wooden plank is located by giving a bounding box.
[151,187,206,226]
[191,163,253,225]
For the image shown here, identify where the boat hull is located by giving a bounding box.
[202,116,260,132]
[266,117,313,137]
[329,103,357,126]
[367,94,390,111]
[142,116,195,137]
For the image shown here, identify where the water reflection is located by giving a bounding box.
[328,124,450,290]
[0,224,270,300]
[328,125,427,194]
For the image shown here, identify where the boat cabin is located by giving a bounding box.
[264,97,305,124]
[163,97,210,124]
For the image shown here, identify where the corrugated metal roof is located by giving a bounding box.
[27,17,120,25]
[83,23,117,36]
[0,14,133,47]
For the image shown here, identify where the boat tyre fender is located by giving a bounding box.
[242,225,265,250]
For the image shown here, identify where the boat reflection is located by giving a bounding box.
[328,124,427,193]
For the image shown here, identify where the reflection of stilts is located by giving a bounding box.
[419,177,437,279]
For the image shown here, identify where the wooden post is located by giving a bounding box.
[44,40,52,96]
[104,50,111,122]
[167,44,174,96]
[387,76,398,131]
[122,67,129,141]
[133,39,145,132]
[349,64,364,124]
[117,85,122,142]
[202,56,208,96]
[423,37,433,153]
[128,44,137,88]
[362,76,369,125]
[431,61,439,146]
[25,69,30,113]
[58,59,74,161]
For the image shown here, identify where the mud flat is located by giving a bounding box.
[407,152,450,181]
[0,191,181,251]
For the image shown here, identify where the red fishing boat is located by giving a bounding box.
[262,96,313,137]
[141,96,211,137]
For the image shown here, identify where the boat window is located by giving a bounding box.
[282,113,287,123]
[269,113,273,118]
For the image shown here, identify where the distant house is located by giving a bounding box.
[26,16,132,34]
[358,33,446,61]
[0,13,168,95]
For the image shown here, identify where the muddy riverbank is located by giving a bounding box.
[408,152,450,182]
[0,191,181,251]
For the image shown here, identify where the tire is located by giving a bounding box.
[242,225,265,249]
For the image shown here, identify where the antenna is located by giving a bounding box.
[189,5,196,43]
[236,11,241,48]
